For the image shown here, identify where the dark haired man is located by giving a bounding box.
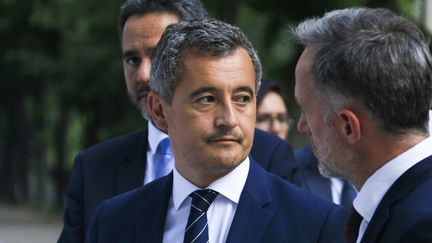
[58,1,299,242]
[85,18,345,243]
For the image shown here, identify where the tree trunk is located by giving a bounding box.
[0,92,28,202]
[53,108,69,208]
[33,80,48,204]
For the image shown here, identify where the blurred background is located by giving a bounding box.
[0,0,430,241]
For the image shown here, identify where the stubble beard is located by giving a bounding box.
[312,132,353,180]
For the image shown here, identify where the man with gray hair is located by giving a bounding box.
[293,7,432,243]
[85,18,345,243]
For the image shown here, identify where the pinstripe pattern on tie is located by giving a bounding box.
[184,189,218,243]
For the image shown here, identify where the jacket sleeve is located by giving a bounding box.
[58,154,85,243]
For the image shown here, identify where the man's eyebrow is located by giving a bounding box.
[122,46,155,59]
[189,87,217,99]
[122,50,136,59]
[234,86,254,97]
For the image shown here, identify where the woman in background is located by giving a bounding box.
[256,80,293,139]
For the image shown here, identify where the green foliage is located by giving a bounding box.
[0,0,420,207]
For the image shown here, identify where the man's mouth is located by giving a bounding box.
[210,137,239,142]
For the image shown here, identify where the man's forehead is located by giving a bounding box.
[122,12,179,42]
[294,48,317,103]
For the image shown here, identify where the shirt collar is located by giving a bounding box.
[354,136,432,222]
[428,110,432,134]
[172,157,250,210]
[148,121,169,153]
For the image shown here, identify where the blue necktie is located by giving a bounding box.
[184,189,219,243]
[340,180,357,210]
[153,137,173,180]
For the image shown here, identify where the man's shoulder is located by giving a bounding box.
[78,129,147,158]
[251,129,297,181]
[96,174,171,214]
[266,170,335,209]
[253,128,283,146]
[369,161,432,242]
[390,169,432,214]
[294,145,318,168]
[246,163,345,241]
[376,156,432,223]
[250,160,340,214]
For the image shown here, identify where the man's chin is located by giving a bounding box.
[317,160,336,178]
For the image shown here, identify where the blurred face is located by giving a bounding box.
[256,91,290,139]
[161,48,256,186]
[295,47,353,178]
[122,12,179,119]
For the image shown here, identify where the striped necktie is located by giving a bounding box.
[184,189,219,243]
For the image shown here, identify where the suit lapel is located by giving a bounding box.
[226,158,274,243]
[134,173,173,243]
[361,156,432,242]
[116,129,149,194]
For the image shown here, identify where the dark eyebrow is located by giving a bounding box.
[122,50,136,59]
[122,47,155,59]
[189,87,217,99]
[189,86,255,99]
[234,86,255,97]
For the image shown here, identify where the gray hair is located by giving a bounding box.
[150,18,262,104]
[292,7,432,134]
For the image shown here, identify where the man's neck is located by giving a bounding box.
[356,132,428,189]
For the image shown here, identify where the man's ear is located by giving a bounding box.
[338,109,361,144]
[147,91,168,133]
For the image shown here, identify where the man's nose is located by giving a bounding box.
[136,58,151,84]
[215,102,239,129]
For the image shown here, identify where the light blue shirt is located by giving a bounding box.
[144,122,171,184]
[163,157,250,243]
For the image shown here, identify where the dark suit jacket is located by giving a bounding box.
[58,128,298,243]
[359,155,432,243]
[85,158,345,243]
[294,145,333,202]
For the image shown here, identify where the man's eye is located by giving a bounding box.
[125,56,140,66]
[197,96,216,104]
[234,95,250,104]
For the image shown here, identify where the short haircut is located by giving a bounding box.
[118,0,208,39]
[292,7,432,134]
[150,18,262,104]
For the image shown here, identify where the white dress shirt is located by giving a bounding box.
[353,136,432,243]
[330,177,344,205]
[163,157,250,243]
[429,110,432,133]
[144,122,172,184]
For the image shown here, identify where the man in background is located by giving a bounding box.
[293,7,432,242]
[58,0,298,242]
